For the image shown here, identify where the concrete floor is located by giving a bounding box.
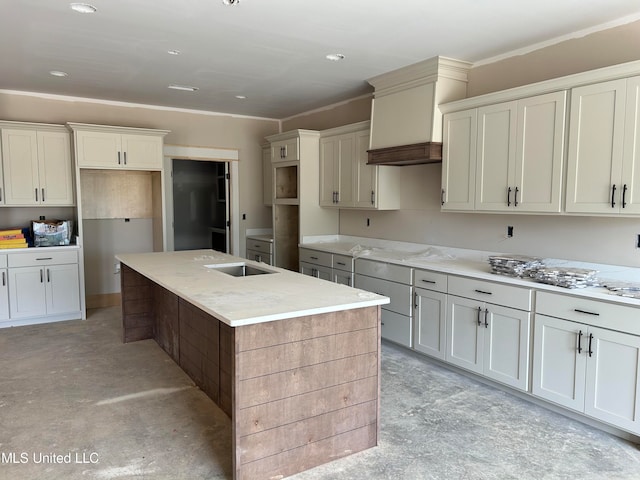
[2,307,640,480]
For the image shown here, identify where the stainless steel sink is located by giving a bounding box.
[205,262,276,277]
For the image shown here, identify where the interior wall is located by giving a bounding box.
[281,95,372,132]
[0,91,279,294]
[467,19,640,97]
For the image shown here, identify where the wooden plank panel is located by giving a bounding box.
[153,285,180,361]
[237,376,378,437]
[123,325,154,343]
[236,352,378,409]
[236,307,378,352]
[237,328,377,379]
[240,400,377,464]
[238,423,377,480]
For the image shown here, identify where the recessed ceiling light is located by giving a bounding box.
[326,53,345,62]
[167,49,181,56]
[49,70,68,77]
[168,84,199,92]
[70,3,97,13]
[235,95,246,99]
[222,0,240,5]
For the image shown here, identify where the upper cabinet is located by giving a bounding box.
[0,123,74,206]
[319,122,401,210]
[262,143,272,206]
[443,91,566,213]
[271,137,299,163]
[68,123,169,170]
[566,76,640,215]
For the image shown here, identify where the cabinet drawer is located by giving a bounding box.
[355,259,412,285]
[355,274,412,316]
[246,239,272,255]
[536,291,640,334]
[414,269,447,293]
[246,249,272,265]
[448,275,532,311]
[0,255,6,268]
[333,254,353,272]
[8,250,78,268]
[381,310,412,347]
[299,248,332,268]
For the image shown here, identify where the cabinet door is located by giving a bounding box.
[621,76,640,214]
[446,295,483,375]
[336,134,355,207]
[299,261,331,281]
[121,134,163,170]
[45,264,81,315]
[514,91,566,213]
[354,130,378,208]
[484,304,531,391]
[271,138,299,162]
[9,267,47,319]
[566,79,627,213]
[442,109,477,211]
[0,270,9,322]
[381,309,412,347]
[319,137,337,206]
[532,315,586,412]
[414,287,447,360]
[584,326,640,434]
[333,269,353,287]
[475,102,518,211]
[1,128,39,205]
[37,130,74,205]
[75,130,121,168]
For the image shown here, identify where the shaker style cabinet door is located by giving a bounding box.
[446,295,484,375]
[0,270,9,322]
[621,76,640,214]
[75,130,122,168]
[37,130,74,205]
[414,287,447,360]
[1,128,40,205]
[441,109,477,211]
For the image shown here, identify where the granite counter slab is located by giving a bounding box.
[116,249,389,327]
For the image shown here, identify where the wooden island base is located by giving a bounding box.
[121,264,381,480]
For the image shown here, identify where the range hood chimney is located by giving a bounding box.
[367,56,471,166]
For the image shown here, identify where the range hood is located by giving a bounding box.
[367,56,471,166]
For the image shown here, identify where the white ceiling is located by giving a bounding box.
[2,0,640,119]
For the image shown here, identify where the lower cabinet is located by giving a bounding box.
[246,237,273,265]
[413,269,448,360]
[533,292,640,435]
[7,251,81,320]
[299,248,354,285]
[445,276,532,391]
[0,268,8,322]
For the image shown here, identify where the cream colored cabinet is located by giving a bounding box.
[533,292,640,434]
[8,250,81,320]
[475,92,566,213]
[320,134,355,207]
[446,276,532,391]
[0,255,8,322]
[332,253,353,286]
[413,269,448,359]
[441,109,477,211]
[70,123,167,170]
[319,123,401,210]
[271,137,299,162]
[246,237,273,265]
[0,126,74,206]
[299,248,332,281]
[262,144,272,206]
[566,76,640,214]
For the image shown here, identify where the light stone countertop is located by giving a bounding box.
[116,249,389,327]
[300,235,640,308]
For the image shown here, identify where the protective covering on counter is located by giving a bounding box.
[533,266,599,289]
[347,244,457,262]
[601,281,640,299]
[488,254,544,278]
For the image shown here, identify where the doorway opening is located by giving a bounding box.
[172,159,230,252]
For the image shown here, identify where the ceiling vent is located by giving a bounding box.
[367,56,471,166]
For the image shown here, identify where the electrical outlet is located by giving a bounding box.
[507,226,514,238]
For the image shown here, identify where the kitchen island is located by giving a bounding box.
[116,249,389,480]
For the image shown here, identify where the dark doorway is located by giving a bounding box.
[172,159,229,252]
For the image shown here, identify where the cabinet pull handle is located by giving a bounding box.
[2,271,5,287]
[577,330,583,354]
[421,279,436,284]
[256,254,262,263]
[514,186,519,207]
[441,189,445,206]
[42,188,45,202]
[118,151,121,164]
[611,184,616,208]
[476,306,482,326]
[507,186,512,207]
[35,188,38,202]
[47,269,50,283]
[371,190,375,205]
[0,187,2,202]
[40,269,44,283]
[574,308,599,316]
[337,261,346,266]
[36,257,53,261]
[622,184,628,208]
[484,308,489,328]
[348,276,351,287]
[123,151,127,165]
[414,291,418,309]
[282,145,287,158]
[474,289,492,295]
[335,191,339,203]
[310,256,318,260]
[588,333,594,358]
